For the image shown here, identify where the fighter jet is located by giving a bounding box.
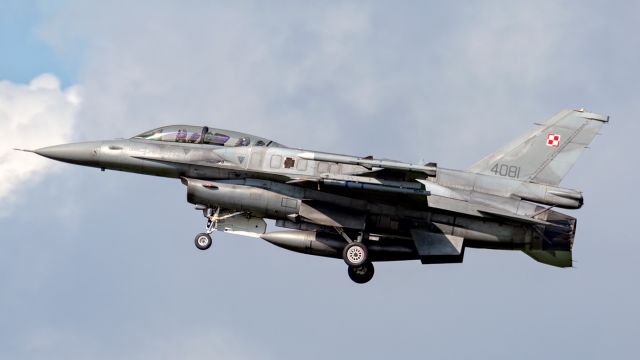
[23,109,608,283]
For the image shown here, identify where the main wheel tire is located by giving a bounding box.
[348,262,375,284]
[342,242,368,266]
[194,233,212,250]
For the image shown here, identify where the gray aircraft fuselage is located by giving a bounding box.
[29,110,608,283]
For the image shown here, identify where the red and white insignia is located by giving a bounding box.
[546,133,561,148]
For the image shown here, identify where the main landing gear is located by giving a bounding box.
[348,262,375,284]
[344,243,374,284]
[194,206,244,251]
[343,242,368,266]
[336,227,375,284]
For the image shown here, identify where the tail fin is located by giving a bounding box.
[469,109,609,186]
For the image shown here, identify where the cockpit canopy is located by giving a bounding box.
[132,125,283,148]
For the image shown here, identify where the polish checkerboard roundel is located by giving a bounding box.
[546,133,561,148]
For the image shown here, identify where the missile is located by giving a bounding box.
[297,152,437,176]
[515,186,583,209]
[320,178,430,196]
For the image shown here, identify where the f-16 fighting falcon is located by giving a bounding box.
[21,109,608,283]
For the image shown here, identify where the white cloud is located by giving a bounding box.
[37,2,378,151]
[396,2,588,166]
[0,74,81,214]
[1,2,631,360]
[38,1,591,167]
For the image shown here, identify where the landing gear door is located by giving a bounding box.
[217,216,267,238]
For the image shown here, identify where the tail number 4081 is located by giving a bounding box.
[491,164,521,178]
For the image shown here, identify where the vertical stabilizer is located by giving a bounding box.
[468,109,609,186]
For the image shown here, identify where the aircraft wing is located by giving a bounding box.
[287,176,558,228]
[286,173,431,205]
[137,154,558,228]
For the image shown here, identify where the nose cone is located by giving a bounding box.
[35,141,102,167]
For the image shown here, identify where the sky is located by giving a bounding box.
[1,0,639,359]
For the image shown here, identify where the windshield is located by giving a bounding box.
[132,125,282,147]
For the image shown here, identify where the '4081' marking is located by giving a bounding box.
[490,164,521,178]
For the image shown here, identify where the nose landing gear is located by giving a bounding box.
[193,206,244,251]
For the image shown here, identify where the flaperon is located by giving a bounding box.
[23,109,609,283]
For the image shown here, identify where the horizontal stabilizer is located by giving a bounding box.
[427,195,567,229]
[476,209,562,228]
[523,250,572,268]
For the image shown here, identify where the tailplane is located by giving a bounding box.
[469,109,609,186]
[524,209,577,268]
[523,250,572,268]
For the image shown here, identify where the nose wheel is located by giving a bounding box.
[193,207,219,251]
[194,233,212,250]
[348,262,375,284]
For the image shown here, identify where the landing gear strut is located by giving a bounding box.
[348,262,375,284]
[335,227,370,266]
[335,227,373,282]
[193,206,244,251]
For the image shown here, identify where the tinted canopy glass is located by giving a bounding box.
[132,125,282,147]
